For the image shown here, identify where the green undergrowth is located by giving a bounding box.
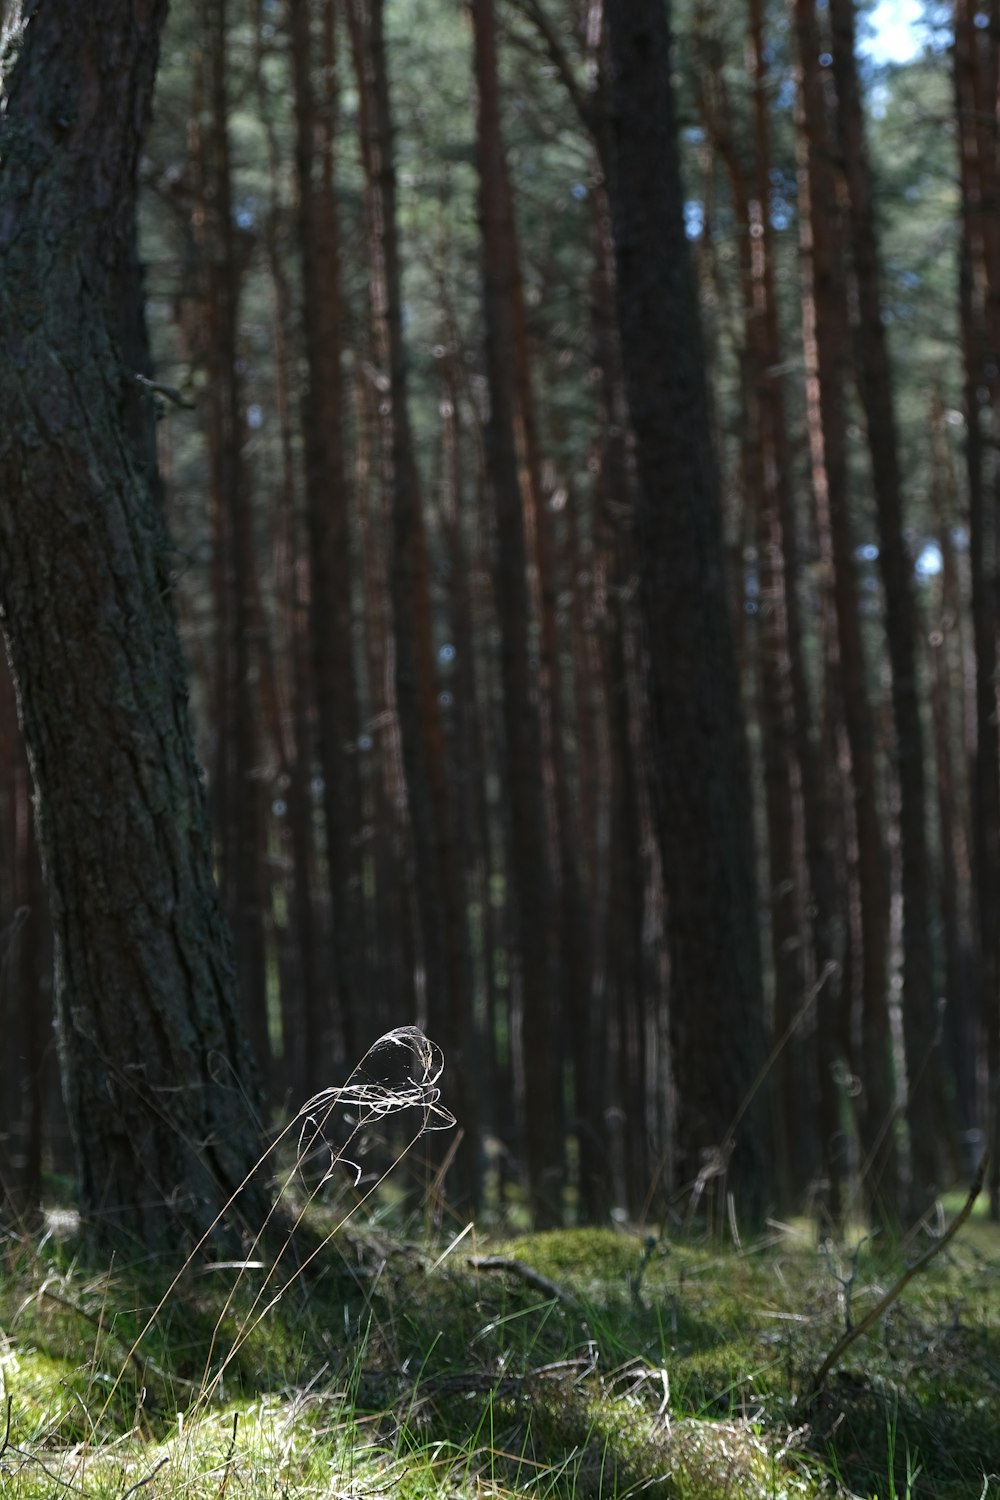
[1,1211,999,1498]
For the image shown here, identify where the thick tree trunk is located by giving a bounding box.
[601,0,773,1213]
[0,1,268,1252]
[0,659,50,1223]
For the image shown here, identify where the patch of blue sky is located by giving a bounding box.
[861,0,933,63]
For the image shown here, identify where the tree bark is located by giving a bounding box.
[470,0,562,1223]
[954,0,1000,1218]
[828,0,944,1216]
[195,0,271,1088]
[346,0,479,1200]
[696,35,812,1209]
[289,0,365,1065]
[601,0,774,1213]
[928,397,978,1157]
[0,0,268,1253]
[794,0,898,1222]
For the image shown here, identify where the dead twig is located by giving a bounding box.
[121,1456,170,1499]
[807,1153,988,1400]
[0,1393,11,1459]
[468,1255,578,1308]
[214,1410,239,1500]
[128,371,196,410]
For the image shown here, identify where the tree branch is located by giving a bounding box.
[128,371,196,410]
[469,1254,578,1307]
[507,0,596,133]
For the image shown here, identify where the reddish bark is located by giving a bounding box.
[794,0,897,1219]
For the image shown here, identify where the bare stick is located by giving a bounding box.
[215,1411,239,1500]
[808,1153,988,1399]
[120,1456,170,1499]
[128,372,196,410]
[468,1255,577,1307]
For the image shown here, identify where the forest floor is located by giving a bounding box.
[1,1196,999,1500]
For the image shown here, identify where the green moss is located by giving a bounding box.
[2,1216,1000,1497]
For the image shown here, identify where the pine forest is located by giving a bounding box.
[0,0,997,1247]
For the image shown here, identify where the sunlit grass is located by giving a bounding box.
[2,1027,998,1500]
[3,1200,999,1498]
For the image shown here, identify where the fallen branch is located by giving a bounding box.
[468,1255,578,1308]
[807,1153,988,1400]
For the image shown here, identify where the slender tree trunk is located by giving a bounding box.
[289,0,364,1065]
[470,0,562,1223]
[255,37,326,1100]
[696,45,811,1208]
[354,368,419,1038]
[827,0,943,1215]
[346,0,479,1199]
[954,0,1000,1217]
[743,0,848,1220]
[0,0,268,1252]
[508,188,584,1209]
[928,397,978,1153]
[197,0,271,1087]
[794,0,898,1222]
[438,341,498,1195]
[601,0,773,1213]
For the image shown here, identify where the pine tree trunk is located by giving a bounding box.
[0,0,268,1253]
[794,0,898,1222]
[828,0,944,1216]
[196,0,271,1088]
[347,0,479,1200]
[954,0,1000,1217]
[470,0,562,1223]
[601,0,773,1213]
[928,401,978,1154]
[697,42,812,1207]
[289,0,365,1065]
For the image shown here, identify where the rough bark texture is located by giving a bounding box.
[602,0,774,1212]
[0,0,268,1252]
[0,657,52,1222]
